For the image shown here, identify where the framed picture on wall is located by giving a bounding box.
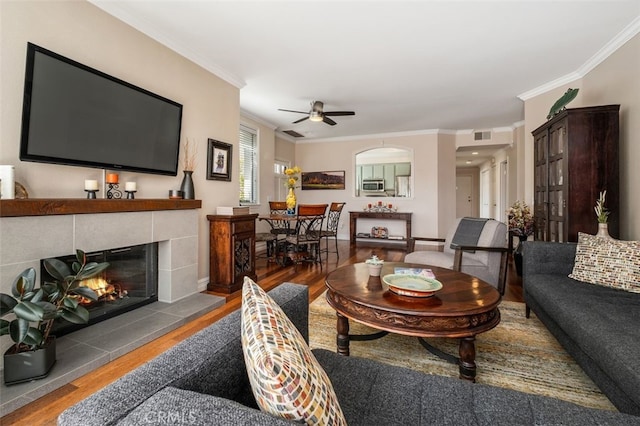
[301,170,345,190]
[207,139,232,181]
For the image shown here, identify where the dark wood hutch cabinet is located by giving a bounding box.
[532,105,619,242]
[207,214,258,293]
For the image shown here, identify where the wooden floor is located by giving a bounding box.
[1,240,522,425]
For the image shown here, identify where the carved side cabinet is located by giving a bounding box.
[207,213,258,293]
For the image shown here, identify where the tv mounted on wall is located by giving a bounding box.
[20,42,183,176]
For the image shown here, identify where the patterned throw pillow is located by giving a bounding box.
[240,277,347,425]
[569,232,640,293]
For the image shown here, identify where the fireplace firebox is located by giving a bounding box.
[42,243,158,336]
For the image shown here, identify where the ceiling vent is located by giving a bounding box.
[283,130,304,138]
[474,131,491,141]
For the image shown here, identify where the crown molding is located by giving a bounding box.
[578,15,640,77]
[518,15,640,101]
[298,128,442,144]
[88,1,245,89]
[241,110,277,130]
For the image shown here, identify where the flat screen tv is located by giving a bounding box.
[20,42,183,176]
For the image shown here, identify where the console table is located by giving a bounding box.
[349,211,412,247]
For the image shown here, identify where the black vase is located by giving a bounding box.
[180,170,195,200]
[514,235,527,277]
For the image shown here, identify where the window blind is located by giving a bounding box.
[239,125,257,204]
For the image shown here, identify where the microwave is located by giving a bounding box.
[362,179,385,192]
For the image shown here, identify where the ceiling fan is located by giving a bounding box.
[278,101,355,126]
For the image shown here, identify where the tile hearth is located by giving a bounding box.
[0,292,224,417]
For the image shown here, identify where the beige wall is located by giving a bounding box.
[1,1,240,284]
[581,34,639,240]
[293,132,449,241]
[523,33,639,240]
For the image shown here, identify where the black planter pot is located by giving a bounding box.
[3,337,56,385]
[514,235,527,277]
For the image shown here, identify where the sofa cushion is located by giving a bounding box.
[312,349,640,425]
[569,232,640,293]
[117,387,295,426]
[241,277,346,425]
[524,273,640,410]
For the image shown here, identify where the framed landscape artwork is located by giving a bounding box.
[301,170,345,190]
[206,139,232,181]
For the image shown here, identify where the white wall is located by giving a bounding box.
[293,132,452,241]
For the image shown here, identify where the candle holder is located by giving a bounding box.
[106,183,122,199]
[85,189,98,199]
[125,190,136,199]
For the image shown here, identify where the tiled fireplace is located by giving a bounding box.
[47,242,159,337]
[0,199,225,417]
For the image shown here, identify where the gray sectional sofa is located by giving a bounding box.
[523,241,640,416]
[59,283,640,425]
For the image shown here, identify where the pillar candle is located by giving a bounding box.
[125,182,137,191]
[106,173,119,184]
[0,165,15,200]
[84,180,99,190]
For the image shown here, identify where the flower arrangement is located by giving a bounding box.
[594,190,610,223]
[507,200,534,237]
[284,166,302,189]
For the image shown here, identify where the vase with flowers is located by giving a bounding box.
[284,166,301,214]
[180,138,197,199]
[594,190,611,239]
[507,200,534,276]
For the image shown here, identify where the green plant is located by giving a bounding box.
[594,190,610,223]
[0,250,109,354]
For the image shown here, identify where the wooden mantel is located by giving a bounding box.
[0,198,202,217]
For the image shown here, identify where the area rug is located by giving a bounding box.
[309,293,616,411]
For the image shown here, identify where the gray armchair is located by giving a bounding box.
[404,217,508,294]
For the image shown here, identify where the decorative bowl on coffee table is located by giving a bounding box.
[382,274,443,298]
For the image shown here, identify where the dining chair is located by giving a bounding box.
[268,201,294,239]
[284,204,328,271]
[320,202,346,263]
[256,201,291,262]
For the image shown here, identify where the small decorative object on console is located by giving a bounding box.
[371,226,388,238]
[363,204,397,213]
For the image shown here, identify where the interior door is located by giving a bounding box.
[456,175,474,218]
[480,169,491,218]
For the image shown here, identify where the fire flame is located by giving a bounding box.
[78,277,119,304]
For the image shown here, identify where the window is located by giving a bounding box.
[274,159,290,200]
[239,125,257,204]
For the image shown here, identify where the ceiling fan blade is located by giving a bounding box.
[324,111,355,116]
[278,109,309,114]
[323,116,337,126]
[293,116,309,124]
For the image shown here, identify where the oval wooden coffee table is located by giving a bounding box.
[325,262,501,382]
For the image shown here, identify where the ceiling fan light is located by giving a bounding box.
[309,111,323,122]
